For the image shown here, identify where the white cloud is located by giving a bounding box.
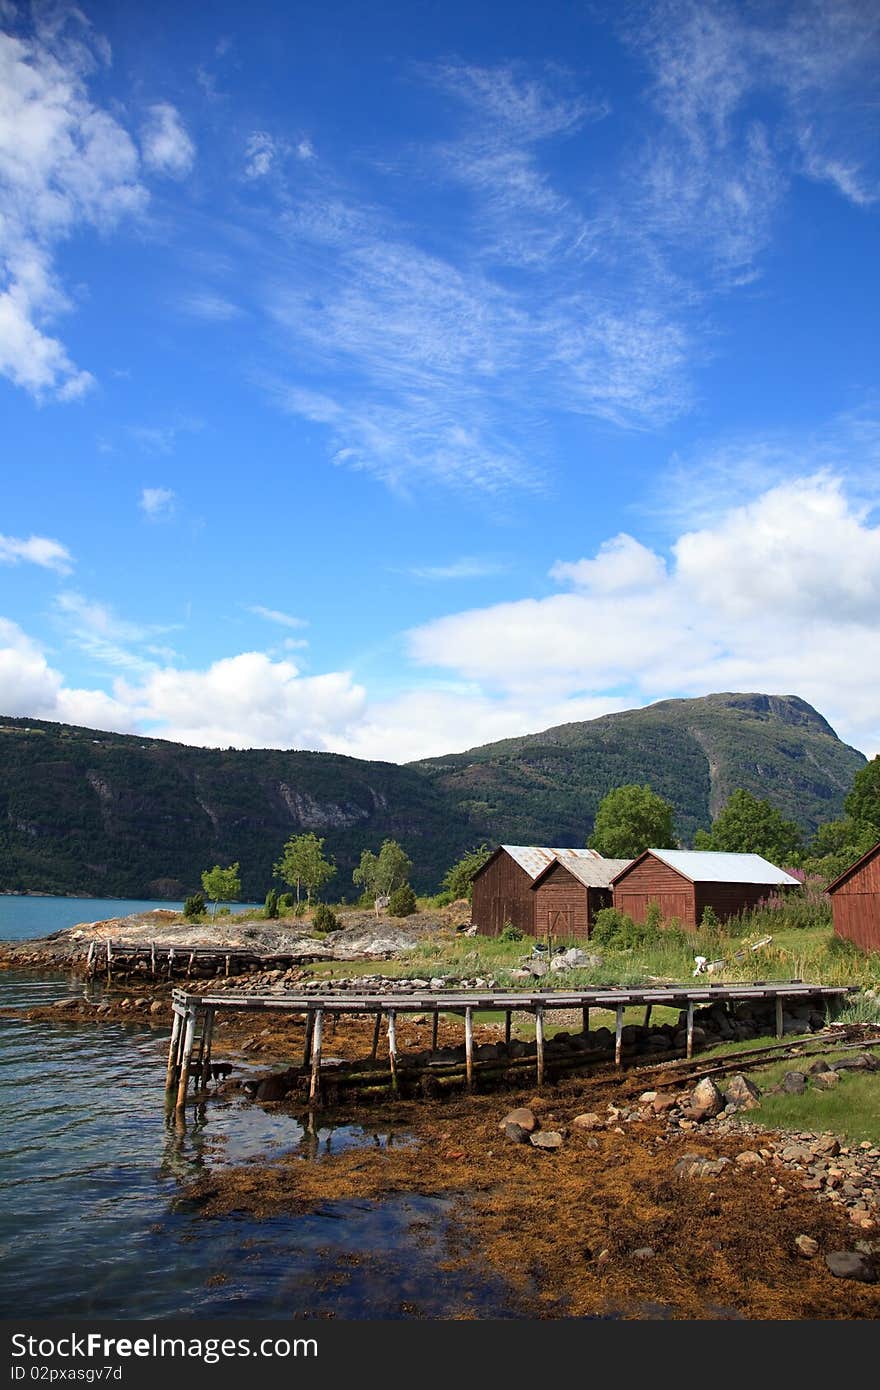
[0,531,73,573]
[0,17,145,399]
[406,474,880,756]
[139,487,175,520]
[53,590,174,676]
[246,605,307,629]
[244,130,276,178]
[179,291,242,321]
[407,557,508,581]
[140,102,195,179]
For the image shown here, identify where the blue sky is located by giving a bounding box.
[2,0,880,761]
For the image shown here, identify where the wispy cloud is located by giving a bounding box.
[54,591,176,676]
[246,604,307,629]
[0,532,74,574]
[140,102,195,179]
[178,291,243,321]
[406,556,509,581]
[139,487,176,520]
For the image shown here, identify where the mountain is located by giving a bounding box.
[411,693,866,852]
[0,693,866,898]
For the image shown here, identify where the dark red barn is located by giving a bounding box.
[611,849,800,930]
[827,841,880,952]
[470,845,628,939]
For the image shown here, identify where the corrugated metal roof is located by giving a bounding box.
[500,845,602,879]
[645,849,800,886]
[549,852,632,888]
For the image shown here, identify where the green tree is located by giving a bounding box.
[801,815,878,885]
[200,862,241,919]
[353,839,413,916]
[274,832,336,905]
[264,888,279,919]
[844,757,880,831]
[693,788,801,862]
[588,784,675,859]
[388,883,417,917]
[441,843,493,901]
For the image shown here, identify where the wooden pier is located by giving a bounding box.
[85,939,325,983]
[164,979,852,1110]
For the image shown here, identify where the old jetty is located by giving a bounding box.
[164,979,852,1110]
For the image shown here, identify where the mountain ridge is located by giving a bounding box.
[0,692,865,898]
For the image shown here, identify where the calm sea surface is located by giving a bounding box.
[0,896,262,942]
[0,965,521,1318]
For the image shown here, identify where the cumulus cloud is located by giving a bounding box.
[407,474,880,756]
[0,531,73,573]
[139,486,175,520]
[140,103,195,178]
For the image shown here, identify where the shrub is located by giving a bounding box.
[700,905,720,930]
[591,907,637,948]
[294,901,307,918]
[264,889,279,919]
[388,883,417,917]
[277,892,294,914]
[500,921,524,942]
[183,892,205,920]
[312,902,341,932]
[215,906,231,918]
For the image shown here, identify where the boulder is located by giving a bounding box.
[530,1130,564,1151]
[688,1078,724,1120]
[653,1093,679,1114]
[824,1251,876,1282]
[812,1071,841,1091]
[500,1107,537,1133]
[724,1074,762,1109]
[255,1074,289,1102]
[781,1072,807,1095]
[550,948,600,971]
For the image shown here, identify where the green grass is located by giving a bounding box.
[729,1052,880,1145]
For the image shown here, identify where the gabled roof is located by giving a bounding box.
[531,853,632,890]
[826,839,880,895]
[487,845,603,880]
[611,848,800,887]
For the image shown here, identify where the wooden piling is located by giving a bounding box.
[387,1010,399,1091]
[371,1012,382,1060]
[186,951,195,979]
[686,1000,695,1060]
[167,948,175,980]
[165,1008,183,1091]
[175,1008,197,1109]
[309,1008,324,1103]
[644,1003,652,1029]
[464,1007,474,1089]
[504,1010,512,1046]
[302,1012,315,1070]
[615,1005,624,1067]
[535,1007,545,1086]
[151,942,157,978]
[431,1012,439,1052]
[200,1007,215,1087]
[85,941,96,979]
[106,940,112,982]
[582,1005,589,1037]
[224,954,230,978]
[775,995,784,1039]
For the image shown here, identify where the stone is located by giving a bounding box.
[149,1000,164,1015]
[781,1071,807,1095]
[631,1247,655,1260]
[812,1135,841,1158]
[527,959,549,978]
[530,1130,564,1150]
[500,1107,537,1133]
[689,1078,725,1120]
[808,1058,832,1074]
[639,1091,658,1104]
[824,1251,876,1282]
[781,1143,815,1164]
[735,1151,763,1167]
[812,1070,841,1091]
[795,1235,819,1258]
[254,1075,289,1102]
[573,1112,604,1130]
[724,1074,762,1108]
[653,1094,679,1114]
[503,1123,531,1144]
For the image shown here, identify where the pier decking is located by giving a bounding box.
[165,979,853,1109]
[85,939,327,982]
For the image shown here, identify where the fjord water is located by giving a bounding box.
[0,895,273,941]
[0,968,518,1318]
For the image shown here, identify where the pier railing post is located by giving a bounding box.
[535,1006,545,1086]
